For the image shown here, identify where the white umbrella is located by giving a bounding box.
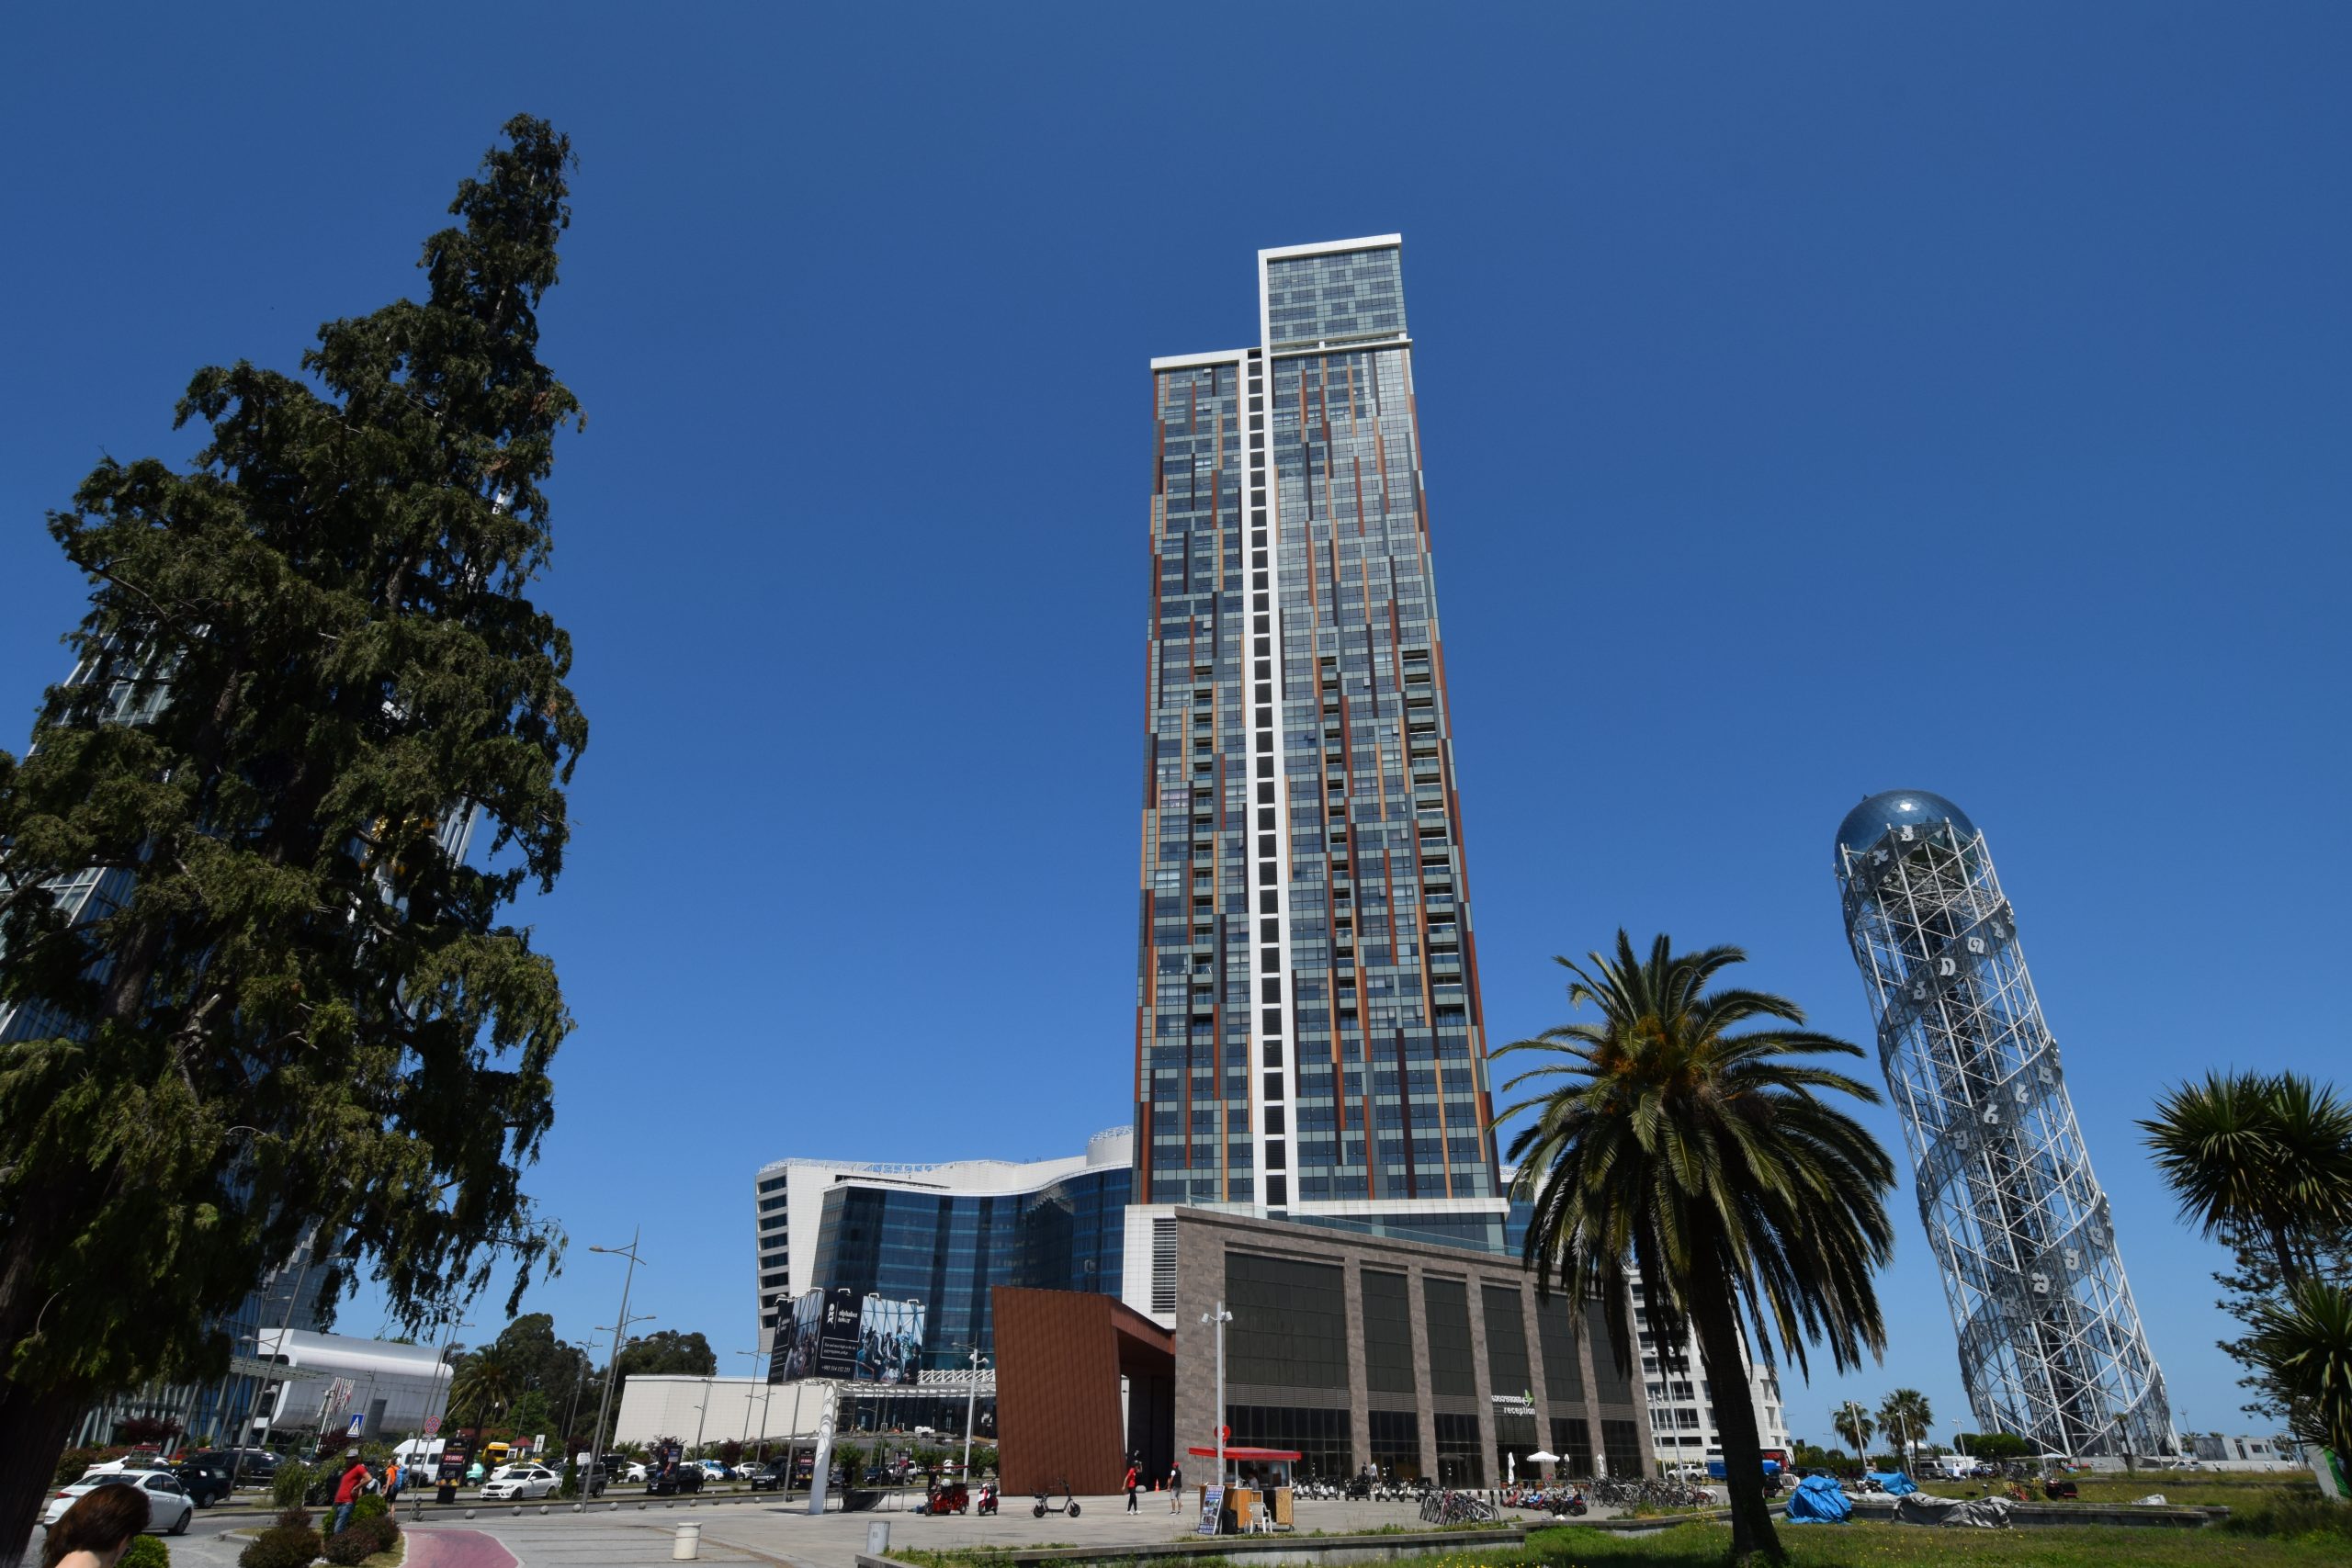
[1526,1450,1560,1463]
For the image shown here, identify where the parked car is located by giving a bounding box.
[746,1461,792,1493]
[646,1463,705,1496]
[481,1465,561,1501]
[695,1461,733,1483]
[170,1460,233,1508]
[45,1473,195,1536]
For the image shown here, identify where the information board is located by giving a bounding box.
[1196,1484,1223,1537]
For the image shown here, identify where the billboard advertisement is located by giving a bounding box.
[775,1288,924,1383]
[856,1295,924,1385]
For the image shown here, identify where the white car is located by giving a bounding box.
[480,1465,561,1500]
[43,1472,194,1535]
[624,1462,649,1483]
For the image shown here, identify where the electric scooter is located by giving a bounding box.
[1034,1477,1080,1517]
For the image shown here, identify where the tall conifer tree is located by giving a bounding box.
[0,117,588,1563]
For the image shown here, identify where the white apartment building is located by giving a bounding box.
[1629,1272,1792,1470]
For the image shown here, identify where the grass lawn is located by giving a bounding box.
[1480,1518,2343,1565]
[1912,1470,2314,1509]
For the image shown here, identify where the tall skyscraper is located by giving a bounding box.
[1834,789,2173,1456]
[1131,237,1502,1257]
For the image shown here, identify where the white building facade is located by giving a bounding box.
[611,1373,835,1450]
[252,1328,451,1439]
[1628,1273,1792,1471]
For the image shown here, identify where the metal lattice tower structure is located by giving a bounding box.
[1833,789,2173,1457]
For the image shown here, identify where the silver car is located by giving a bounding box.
[42,1472,195,1535]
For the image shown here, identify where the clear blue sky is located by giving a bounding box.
[5,4,2346,1449]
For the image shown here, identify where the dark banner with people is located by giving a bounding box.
[775,1287,924,1383]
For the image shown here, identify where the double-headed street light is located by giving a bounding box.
[960,1348,988,1482]
[560,1339,597,1466]
[585,1230,648,1474]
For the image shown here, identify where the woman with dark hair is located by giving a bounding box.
[42,1483,151,1568]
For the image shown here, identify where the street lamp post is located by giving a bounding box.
[959,1348,987,1481]
[692,1398,709,1461]
[407,1316,473,1519]
[1200,1303,1232,1484]
[585,1230,648,1477]
[733,1348,767,1453]
[560,1340,597,1467]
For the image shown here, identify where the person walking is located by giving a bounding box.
[385,1461,401,1505]
[40,1483,150,1568]
[331,1452,372,1536]
[1124,1460,1140,1513]
[1168,1462,1182,1512]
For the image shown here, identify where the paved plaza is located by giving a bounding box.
[383,1492,1548,1568]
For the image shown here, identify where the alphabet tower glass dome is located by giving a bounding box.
[1833,791,2172,1456]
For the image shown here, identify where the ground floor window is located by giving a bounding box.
[1600,1418,1645,1477]
[1552,1416,1593,1479]
[1369,1409,1420,1481]
[1433,1413,1484,1487]
[1225,1404,1351,1484]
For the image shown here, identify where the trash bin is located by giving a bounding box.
[866,1521,890,1556]
[672,1522,701,1561]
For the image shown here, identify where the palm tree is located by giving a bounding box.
[1876,1389,1932,1472]
[1833,1404,1875,1461]
[2250,1280,2352,1462]
[2140,1071,2352,1289]
[449,1348,517,1449]
[1498,932,1896,1566]
[2143,1072,2352,1461]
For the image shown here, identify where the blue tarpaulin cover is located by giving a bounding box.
[1785,1474,1852,1523]
[1871,1472,1919,1495]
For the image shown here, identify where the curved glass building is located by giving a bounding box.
[1833,791,2172,1456]
[752,1128,1131,1372]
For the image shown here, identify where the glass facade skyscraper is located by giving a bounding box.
[1134,237,1502,1247]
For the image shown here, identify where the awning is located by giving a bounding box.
[1186,1446,1302,1461]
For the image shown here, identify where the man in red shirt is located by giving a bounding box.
[332,1452,372,1536]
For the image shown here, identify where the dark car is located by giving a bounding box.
[172,1460,233,1508]
[746,1461,791,1493]
[647,1463,705,1497]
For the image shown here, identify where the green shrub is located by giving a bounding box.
[351,1494,390,1524]
[238,1523,322,1568]
[322,1528,373,1565]
[275,1508,313,1531]
[53,1448,115,1485]
[321,1514,398,1567]
[271,1462,315,1509]
[119,1537,170,1568]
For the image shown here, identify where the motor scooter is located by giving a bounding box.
[1034,1477,1080,1517]
[976,1483,999,1517]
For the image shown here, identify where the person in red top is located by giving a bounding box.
[1124,1461,1139,1513]
[331,1453,372,1536]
